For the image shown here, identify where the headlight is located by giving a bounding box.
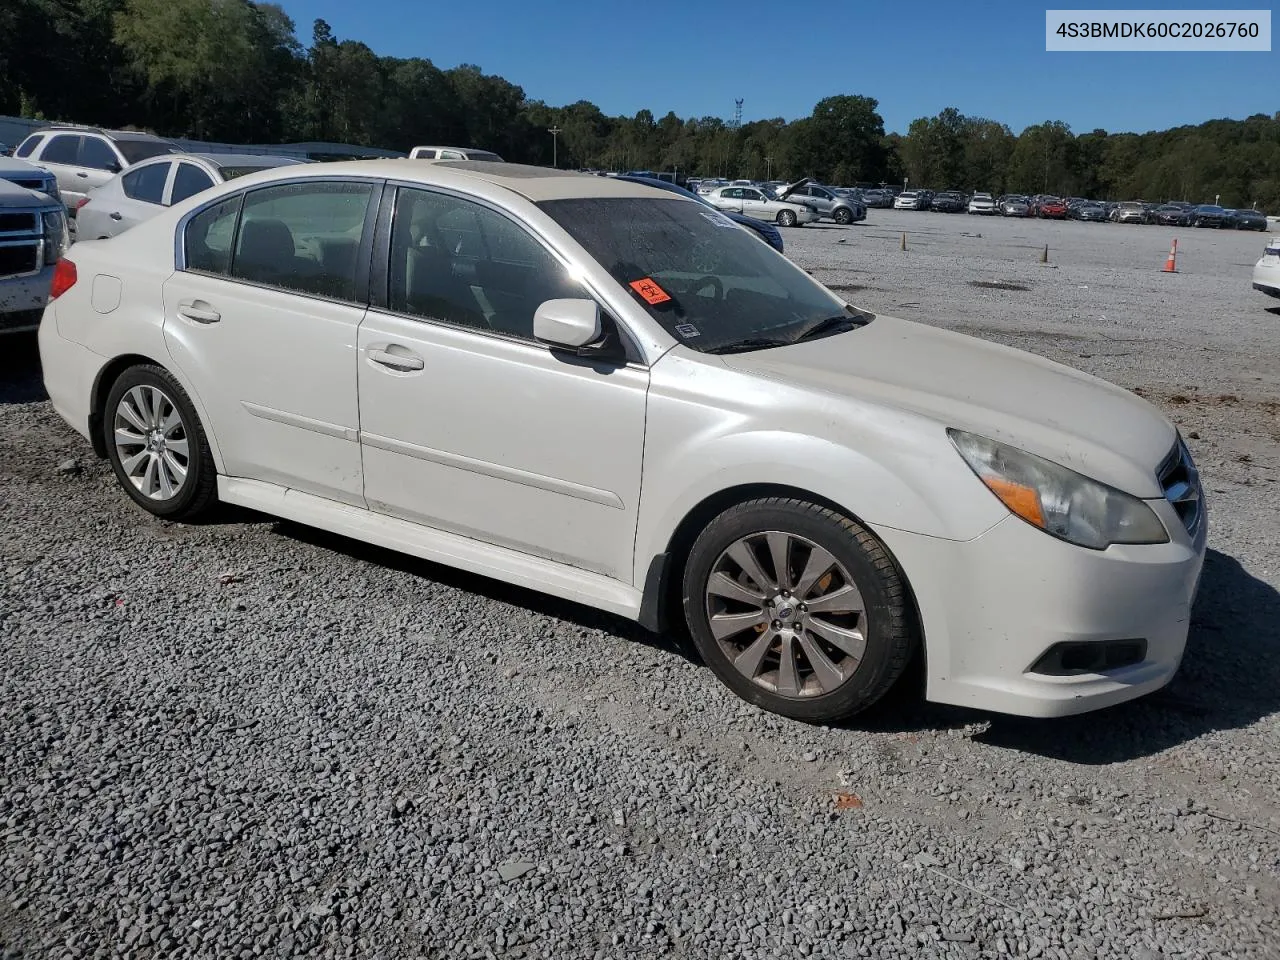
[42,209,69,263]
[948,429,1168,550]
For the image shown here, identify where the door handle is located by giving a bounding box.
[176,299,220,324]
[368,347,424,371]
[75,172,88,178]
[109,212,122,221]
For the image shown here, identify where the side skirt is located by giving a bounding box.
[218,476,644,620]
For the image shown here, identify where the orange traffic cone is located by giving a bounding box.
[1162,239,1178,273]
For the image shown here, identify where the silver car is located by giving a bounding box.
[14,126,180,211]
[77,153,306,240]
[703,185,820,227]
[775,179,866,225]
[1000,196,1030,217]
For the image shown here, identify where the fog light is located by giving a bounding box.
[1029,639,1147,676]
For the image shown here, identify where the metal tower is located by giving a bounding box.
[732,99,743,129]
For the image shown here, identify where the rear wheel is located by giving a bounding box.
[682,498,915,723]
[776,209,797,227]
[104,365,217,521]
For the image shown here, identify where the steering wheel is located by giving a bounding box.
[690,275,724,301]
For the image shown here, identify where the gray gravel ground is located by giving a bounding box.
[2,211,1279,959]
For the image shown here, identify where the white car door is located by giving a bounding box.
[356,185,648,581]
[161,178,379,506]
[32,133,91,207]
[740,188,773,219]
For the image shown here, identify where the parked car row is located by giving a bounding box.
[890,188,1271,228]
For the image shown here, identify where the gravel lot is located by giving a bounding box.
[3,211,1279,960]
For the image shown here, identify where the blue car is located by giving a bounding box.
[613,175,784,253]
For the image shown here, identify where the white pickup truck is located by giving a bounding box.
[0,158,68,335]
[408,145,504,161]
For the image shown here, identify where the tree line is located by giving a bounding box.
[3,0,1279,209]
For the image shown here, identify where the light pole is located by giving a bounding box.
[548,125,562,168]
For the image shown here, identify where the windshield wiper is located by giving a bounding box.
[793,314,863,342]
[702,337,792,355]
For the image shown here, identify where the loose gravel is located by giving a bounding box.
[2,211,1279,959]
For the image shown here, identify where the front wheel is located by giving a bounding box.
[776,209,797,227]
[682,498,915,723]
[104,365,218,520]
[833,207,853,225]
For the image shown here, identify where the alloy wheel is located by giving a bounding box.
[704,530,867,699]
[112,384,190,501]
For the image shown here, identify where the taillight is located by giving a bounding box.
[50,259,77,299]
[74,197,90,211]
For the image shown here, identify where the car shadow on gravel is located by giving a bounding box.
[0,332,46,405]
[974,549,1280,763]
[270,521,701,665]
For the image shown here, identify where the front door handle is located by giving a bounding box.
[75,171,89,178]
[176,299,220,324]
[368,347,424,371]
[109,212,123,221]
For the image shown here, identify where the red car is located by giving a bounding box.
[1035,196,1067,219]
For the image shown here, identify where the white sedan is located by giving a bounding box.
[701,185,819,227]
[39,160,1205,722]
[1252,237,1280,299]
[76,153,305,239]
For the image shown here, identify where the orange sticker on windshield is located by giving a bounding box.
[629,277,672,305]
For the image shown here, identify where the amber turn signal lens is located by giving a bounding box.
[981,475,1045,528]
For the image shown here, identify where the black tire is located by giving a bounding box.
[833,207,853,225]
[103,364,218,521]
[681,497,915,723]
[776,209,797,228]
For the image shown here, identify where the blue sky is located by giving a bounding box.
[276,0,1276,134]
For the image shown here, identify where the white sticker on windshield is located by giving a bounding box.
[699,211,738,229]
[675,323,701,338]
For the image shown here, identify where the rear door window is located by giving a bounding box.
[228,180,375,301]
[40,135,81,164]
[80,137,120,171]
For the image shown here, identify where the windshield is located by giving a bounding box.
[539,196,865,354]
[116,139,178,163]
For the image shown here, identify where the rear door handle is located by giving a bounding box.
[368,347,424,371]
[109,212,122,221]
[75,171,89,178]
[176,299,220,324]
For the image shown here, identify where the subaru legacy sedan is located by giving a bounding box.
[39,160,1205,722]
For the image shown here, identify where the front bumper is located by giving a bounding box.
[874,506,1206,718]
[0,265,54,331]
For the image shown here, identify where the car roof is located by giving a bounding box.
[188,153,307,167]
[204,159,672,202]
[32,126,170,142]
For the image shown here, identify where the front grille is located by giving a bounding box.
[1158,438,1203,538]
[0,242,39,278]
[0,212,37,233]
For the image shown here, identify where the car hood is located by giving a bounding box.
[720,315,1174,497]
[774,177,813,202]
[0,176,55,206]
